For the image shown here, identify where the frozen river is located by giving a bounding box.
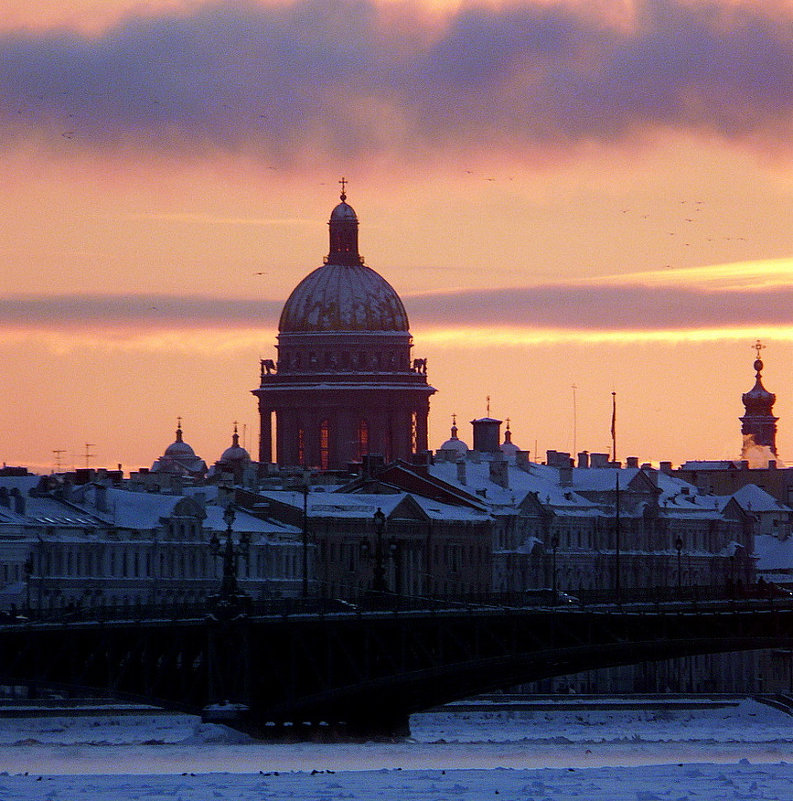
[0,697,791,799]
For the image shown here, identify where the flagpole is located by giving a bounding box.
[615,469,621,603]
[611,391,617,464]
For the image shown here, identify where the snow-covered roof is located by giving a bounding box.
[428,459,599,513]
[680,460,742,470]
[258,490,489,523]
[730,484,791,514]
[754,533,793,572]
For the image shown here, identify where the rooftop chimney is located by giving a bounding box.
[456,460,467,485]
[489,459,509,489]
[471,416,502,453]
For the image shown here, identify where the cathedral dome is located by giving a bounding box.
[278,188,409,334]
[279,262,409,333]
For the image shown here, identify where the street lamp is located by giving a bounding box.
[551,534,559,603]
[301,480,310,599]
[372,508,387,594]
[23,557,32,613]
[675,536,683,597]
[208,504,251,614]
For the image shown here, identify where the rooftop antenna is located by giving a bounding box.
[486,395,491,417]
[52,449,66,472]
[84,443,95,468]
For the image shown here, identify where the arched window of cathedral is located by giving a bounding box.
[325,352,333,368]
[309,351,317,367]
[297,427,305,465]
[295,353,301,369]
[359,351,366,369]
[357,419,369,460]
[342,351,350,368]
[320,419,330,470]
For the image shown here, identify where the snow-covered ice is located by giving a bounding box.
[0,698,791,799]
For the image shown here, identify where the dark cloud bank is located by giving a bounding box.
[3,283,792,332]
[2,0,793,161]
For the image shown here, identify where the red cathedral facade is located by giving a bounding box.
[253,189,435,470]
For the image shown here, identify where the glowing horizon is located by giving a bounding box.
[3,0,793,474]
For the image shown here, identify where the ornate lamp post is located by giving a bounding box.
[361,508,400,597]
[372,508,387,594]
[23,557,32,613]
[208,504,251,614]
[301,481,310,599]
[675,536,683,597]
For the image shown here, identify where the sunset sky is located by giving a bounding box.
[3,0,793,474]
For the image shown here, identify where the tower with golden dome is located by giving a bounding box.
[253,184,435,469]
[740,340,778,457]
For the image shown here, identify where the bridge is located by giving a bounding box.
[1,596,792,737]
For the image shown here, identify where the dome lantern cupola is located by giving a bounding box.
[327,178,362,266]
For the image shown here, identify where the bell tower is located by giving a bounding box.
[740,340,778,456]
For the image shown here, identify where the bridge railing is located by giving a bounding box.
[4,581,790,625]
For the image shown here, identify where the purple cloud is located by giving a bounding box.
[2,283,791,332]
[1,0,793,161]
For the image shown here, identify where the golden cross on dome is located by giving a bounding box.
[177,416,182,429]
[339,176,347,201]
[753,339,766,358]
[451,413,457,426]
[233,420,238,433]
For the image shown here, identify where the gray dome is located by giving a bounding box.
[279,262,409,333]
[330,201,357,222]
[220,428,251,464]
[164,425,195,457]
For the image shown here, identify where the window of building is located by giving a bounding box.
[357,419,369,460]
[320,419,330,470]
